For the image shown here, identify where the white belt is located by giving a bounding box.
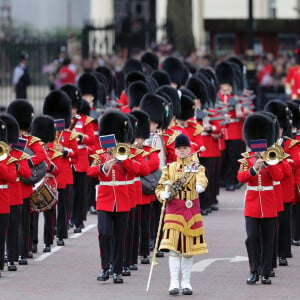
[297,89,300,93]
[247,186,274,191]
[94,131,98,135]
[77,145,87,150]
[273,181,280,186]
[134,177,140,182]
[228,118,240,123]
[16,177,20,182]
[0,184,8,189]
[99,179,135,186]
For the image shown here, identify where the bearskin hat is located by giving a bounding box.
[178,95,195,121]
[60,83,82,109]
[227,56,244,74]
[127,113,138,143]
[146,76,159,93]
[180,88,197,101]
[258,111,280,141]
[287,100,300,129]
[158,92,174,129]
[31,115,56,143]
[99,110,131,143]
[243,113,275,148]
[186,76,209,108]
[95,66,114,94]
[140,93,168,129]
[128,81,148,109]
[151,70,171,87]
[156,85,181,119]
[130,110,150,139]
[125,71,146,93]
[123,58,143,76]
[43,90,72,128]
[196,73,216,105]
[78,99,91,116]
[264,100,290,131]
[77,73,99,100]
[229,62,243,93]
[161,56,184,87]
[6,99,34,131]
[0,119,7,142]
[215,61,234,86]
[0,113,19,144]
[141,52,159,70]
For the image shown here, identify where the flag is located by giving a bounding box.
[54,119,65,132]
[12,137,27,151]
[99,134,117,149]
[250,139,267,152]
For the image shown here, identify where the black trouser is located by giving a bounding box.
[278,202,292,258]
[29,211,39,252]
[245,216,276,276]
[223,140,242,187]
[124,207,135,267]
[292,202,300,241]
[44,206,55,246]
[87,176,98,209]
[98,210,128,274]
[131,205,141,265]
[19,197,31,258]
[140,203,152,257]
[67,184,73,229]
[72,171,87,227]
[272,214,281,269]
[0,214,9,270]
[215,156,222,198]
[6,205,21,263]
[150,198,162,243]
[57,187,68,239]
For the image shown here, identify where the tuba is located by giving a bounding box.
[112,143,130,161]
[0,141,9,161]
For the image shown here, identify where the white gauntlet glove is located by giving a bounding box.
[196,184,205,194]
[161,191,171,201]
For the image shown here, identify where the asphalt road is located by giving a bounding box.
[1,186,300,300]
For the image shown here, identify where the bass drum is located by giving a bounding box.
[30,174,58,212]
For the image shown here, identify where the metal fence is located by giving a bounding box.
[0,35,68,113]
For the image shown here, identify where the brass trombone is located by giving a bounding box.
[112,143,130,161]
[261,144,287,165]
[0,141,9,161]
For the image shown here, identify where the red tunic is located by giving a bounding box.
[237,155,282,218]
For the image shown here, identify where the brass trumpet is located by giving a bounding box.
[112,143,130,161]
[0,141,9,161]
[262,145,286,165]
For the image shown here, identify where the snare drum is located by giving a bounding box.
[30,175,58,212]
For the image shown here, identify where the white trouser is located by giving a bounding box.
[169,251,180,291]
[181,256,193,290]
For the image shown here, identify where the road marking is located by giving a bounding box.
[192,256,248,272]
[35,223,96,262]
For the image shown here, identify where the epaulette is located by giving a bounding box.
[288,139,300,149]
[51,150,63,160]
[90,154,100,161]
[29,136,41,146]
[20,152,29,160]
[194,123,204,136]
[85,116,94,126]
[165,130,179,146]
[130,148,143,158]
[142,151,149,157]
[70,131,78,141]
[7,156,18,165]
[96,149,106,155]
[241,152,251,158]
[148,147,160,155]
[238,158,248,171]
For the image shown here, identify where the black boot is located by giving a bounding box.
[261,276,271,284]
[246,272,259,285]
[113,273,123,283]
[97,269,109,281]
[279,257,288,266]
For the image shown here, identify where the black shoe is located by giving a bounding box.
[27,251,33,259]
[18,256,28,265]
[113,273,123,283]
[108,263,113,275]
[182,288,193,295]
[129,264,138,270]
[97,269,109,281]
[79,222,85,229]
[43,245,51,253]
[269,270,275,277]
[141,256,150,264]
[169,288,180,295]
[261,276,271,284]
[201,209,208,215]
[226,185,235,191]
[279,257,288,266]
[211,204,219,211]
[7,262,17,271]
[207,207,212,213]
[292,240,300,246]
[89,206,97,215]
[122,267,131,276]
[234,182,243,189]
[32,243,38,253]
[74,227,82,233]
[57,239,65,246]
[156,251,164,258]
[246,273,259,285]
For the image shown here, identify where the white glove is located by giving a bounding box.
[161,191,171,201]
[196,184,205,194]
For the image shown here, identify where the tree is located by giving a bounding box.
[167,0,195,57]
